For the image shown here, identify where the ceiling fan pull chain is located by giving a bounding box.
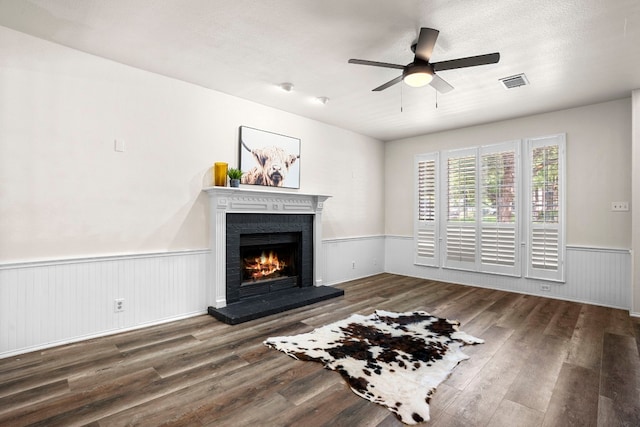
[401,82,404,113]
[436,90,438,109]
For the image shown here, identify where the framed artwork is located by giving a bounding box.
[239,126,301,189]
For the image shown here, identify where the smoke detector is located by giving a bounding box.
[499,73,529,89]
[278,82,294,92]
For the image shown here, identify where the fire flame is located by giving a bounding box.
[244,250,286,280]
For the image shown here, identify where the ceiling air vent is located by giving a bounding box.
[499,73,529,89]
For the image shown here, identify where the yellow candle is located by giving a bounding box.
[214,162,228,186]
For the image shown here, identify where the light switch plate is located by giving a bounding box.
[114,139,126,152]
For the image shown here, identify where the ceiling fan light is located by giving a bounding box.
[403,67,434,87]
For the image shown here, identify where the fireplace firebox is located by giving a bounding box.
[239,232,300,298]
[225,213,313,304]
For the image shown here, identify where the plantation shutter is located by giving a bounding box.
[414,153,439,266]
[525,134,565,281]
[443,149,477,270]
[479,142,520,276]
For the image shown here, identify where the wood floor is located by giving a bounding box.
[1,273,640,426]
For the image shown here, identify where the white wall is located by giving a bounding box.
[632,90,640,315]
[0,26,385,264]
[384,98,632,249]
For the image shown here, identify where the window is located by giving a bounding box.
[441,143,520,275]
[414,153,439,266]
[525,135,565,281]
[413,134,564,281]
[479,143,520,275]
[443,148,477,270]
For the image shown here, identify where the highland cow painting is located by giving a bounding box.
[239,126,300,189]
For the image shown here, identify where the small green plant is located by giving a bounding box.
[227,168,243,180]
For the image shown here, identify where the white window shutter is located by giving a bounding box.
[525,134,565,282]
[443,149,478,271]
[479,142,520,276]
[531,227,559,270]
[414,153,439,266]
[446,223,477,263]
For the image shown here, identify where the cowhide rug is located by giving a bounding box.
[264,310,483,424]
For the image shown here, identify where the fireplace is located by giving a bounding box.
[203,187,344,324]
[225,213,313,304]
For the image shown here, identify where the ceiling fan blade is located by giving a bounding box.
[373,75,403,91]
[430,74,454,93]
[432,52,500,71]
[348,59,405,70]
[414,27,439,61]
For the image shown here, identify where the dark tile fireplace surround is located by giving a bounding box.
[204,187,343,324]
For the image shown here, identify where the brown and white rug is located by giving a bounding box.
[264,310,483,424]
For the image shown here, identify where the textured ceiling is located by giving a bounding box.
[0,0,639,141]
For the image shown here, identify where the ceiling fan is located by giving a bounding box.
[348,27,500,93]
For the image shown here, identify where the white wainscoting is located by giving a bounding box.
[0,250,208,359]
[322,236,386,286]
[2,235,628,358]
[0,237,386,359]
[385,236,631,310]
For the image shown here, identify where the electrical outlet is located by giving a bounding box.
[540,285,551,292]
[114,298,125,312]
[611,201,629,211]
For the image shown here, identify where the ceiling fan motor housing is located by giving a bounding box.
[403,61,434,87]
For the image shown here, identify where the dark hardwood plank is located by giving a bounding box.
[0,273,638,426]
[443,329,533,425]
[444,324,513,390]
[566,303,608,371]
[542,363,599,427]
[277,364,342,406]
[599,332,640,425]
[487,399,544,427]
[268,382,357,426]
[605,307,636,337]
[543,299,582,339]
[504,333,569,412]
[0,379,69,415]
[0,368,161,426]
[634,318,640,356]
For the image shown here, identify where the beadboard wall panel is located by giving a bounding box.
[0,237,385,358]
[0,251,208,358]
[385,236,631,310]
[322,236,386,286]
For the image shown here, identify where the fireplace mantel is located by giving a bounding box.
[203,186,331,309]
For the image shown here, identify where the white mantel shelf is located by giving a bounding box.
[202,186,331,213]
[202,186,331,309]
[203,185,330,199]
